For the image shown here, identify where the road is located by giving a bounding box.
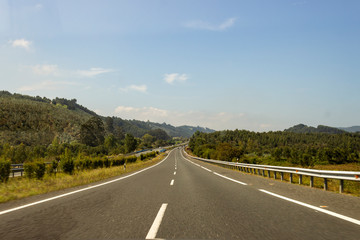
[1,148,360,239]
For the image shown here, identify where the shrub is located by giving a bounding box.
[60,149,74,174]
[74,160,83,171]
[84,158,92,169]
[24,162,46,179]
[126,155,137,163]
[93,158,104,169]
[34,162,46,179]
[104,158,111,168]
[47,160,59,175]
[24,162,35,179]
[112,157,125,166]
[0,159,11,183]
[140,152,157,161]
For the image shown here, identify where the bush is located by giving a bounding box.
[60,148,75,174]
[140,152,157,161]
[34,162,46,179]
[0,159,11,183]
[84,158,92,169]
[47,160,58,175]
[24,162,35,179]
[112,157,125,166]
[93,158,104,169]
[126,155,137,163]
[104,158,111,168]
[24,162,46,179]
[61,159,74,174]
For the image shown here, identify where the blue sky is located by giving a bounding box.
[1,0,359,131]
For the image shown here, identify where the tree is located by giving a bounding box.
[104,134,117,151]
[114,126,125,141]
[148,129,170,141]
[80,117,105,147]
[105,117,114,133]
[142,134,155,148]
[124,134,137,153]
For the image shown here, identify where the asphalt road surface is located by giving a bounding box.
[1,148,360,239]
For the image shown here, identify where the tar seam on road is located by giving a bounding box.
[170,179,174,186]
[146,203,168,239]
[259,189,360,226]
[0,150,174,216]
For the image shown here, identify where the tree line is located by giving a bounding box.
[189,130,360,167]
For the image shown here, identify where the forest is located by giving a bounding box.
[188,130,360,167]
[0,91,213,147]
[0,91,191,165]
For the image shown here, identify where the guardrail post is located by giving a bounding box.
[324,178,328,191]
[262,170,265,177]
[281,172,284,181]
[258,169,261,175]
[274,172,277,179]
[289,173,293,183]
[310,176,314,187]
[339,179,344,193]
[299,175,302,185]
[268,170,271,178]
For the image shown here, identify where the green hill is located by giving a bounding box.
[284,124,346,134]
[0,91,214,146]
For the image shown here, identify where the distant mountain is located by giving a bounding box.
[284,124,346,134]
[338,126,360,133]
[0,91,214,145]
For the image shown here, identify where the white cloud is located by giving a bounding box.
[9,39,32,50]
[113,106,249,130]
[119,84,147,93]
[18,80,78,92]
[115,106,168,121]
[31,64,58,76]
[77,68,114,77]
[164,73,188,84]
[185,18,236,31]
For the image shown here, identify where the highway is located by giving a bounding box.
[1,148,360,239]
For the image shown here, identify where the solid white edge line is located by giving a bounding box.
[0,150,174,216]
[170,179,174,186]
[181,150,247,185]
[213,172,247,185]
[146,203,168,239]
[259,189,360,226]
[200,166,212,172]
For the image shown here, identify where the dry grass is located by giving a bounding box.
[0,153,166,203]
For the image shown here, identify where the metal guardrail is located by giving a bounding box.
[183,150,360,193]
[10,162,52,178]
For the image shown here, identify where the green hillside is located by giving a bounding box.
[284,124,346,134]
[0,91,214,146]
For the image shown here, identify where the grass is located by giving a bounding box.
[0,153,166,203]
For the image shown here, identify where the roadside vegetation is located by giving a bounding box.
[0,152,167,203]
[189,130,360,166]
[188,130,360,196]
